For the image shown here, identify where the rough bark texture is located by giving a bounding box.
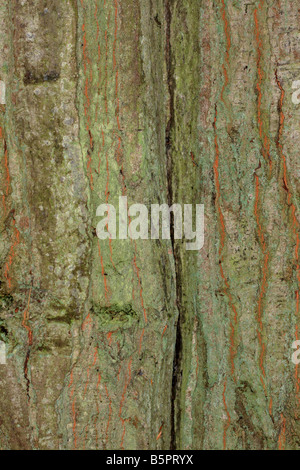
[0,0,299,450]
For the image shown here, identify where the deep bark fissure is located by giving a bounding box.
[165,0,182,450]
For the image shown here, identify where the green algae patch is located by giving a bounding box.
[92,303,139,332]
[0,320,8,343]
[0,293,13,310]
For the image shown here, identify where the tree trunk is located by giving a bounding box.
[0,0,299,450]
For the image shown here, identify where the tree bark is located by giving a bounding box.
[0,0,299,450]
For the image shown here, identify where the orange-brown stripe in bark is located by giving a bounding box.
[254,2,272,171]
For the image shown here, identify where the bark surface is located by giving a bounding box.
[0,0,299,450]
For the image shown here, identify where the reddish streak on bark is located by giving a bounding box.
[107,331,113,346]
[254,3,272,171]
[278,413,286,450]
[82,312,92,332]
[162,324,168,338]
[254,174,269,388]
[156,423,164,441]
[275,71,290,199]
[190,151,197,167]
[269,397,273,418]
[275,70,300,413]
[221,0,231,64]
[95,2,99,41]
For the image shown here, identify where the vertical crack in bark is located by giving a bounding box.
[170,268,183,450]
[165,0,174,216]
[165,0,181,450]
